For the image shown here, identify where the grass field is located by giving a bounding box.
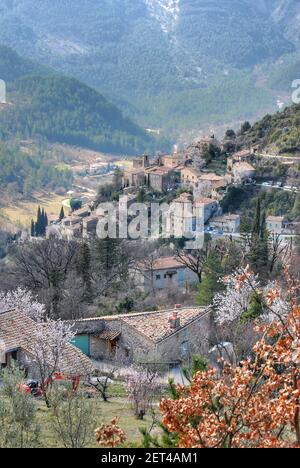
[35,395,159,448]
[0,193,65,231]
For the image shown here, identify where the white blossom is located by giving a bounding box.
[263,282,290,323]
[0,288,45,321]
[124,366,161,418]
[29,319,75,374]
[214,268,260,325]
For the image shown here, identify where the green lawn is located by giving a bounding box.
[35,393,160,448]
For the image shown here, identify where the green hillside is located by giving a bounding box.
[239,104,300,155]
[0,0,298,132]
[0,44,49,82]
[0,46,168,154]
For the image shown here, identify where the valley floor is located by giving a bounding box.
[0,192,65,232]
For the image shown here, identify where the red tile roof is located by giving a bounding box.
[71,307,211,343]
[120,307,210,343]
[0,309,94,377]
[136,256,186,271]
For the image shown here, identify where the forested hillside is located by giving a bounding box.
[0,75,165,154]
[239,104,300,155]
[0,44,49,81]
[0,46,167,154]
[0,0,299,132]
[0,143,72,197]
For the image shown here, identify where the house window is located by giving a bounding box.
[156,274,161,280]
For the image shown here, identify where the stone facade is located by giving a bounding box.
[71,307,212,368]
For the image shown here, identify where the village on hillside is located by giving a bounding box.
[1,133,300,448]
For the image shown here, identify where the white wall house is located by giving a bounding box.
[132,256,198,293]
[266,216,285,235]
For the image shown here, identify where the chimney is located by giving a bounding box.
[169,311,181,330]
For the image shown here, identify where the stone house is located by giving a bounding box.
[71,307,212,367]
[72,206,91,219]
[210,213,241,233]
[265,216,293,235]
[227,149,252,172]
[123,168,146,188]
[122,157,180,192]
[198,173,228,191]
[132,256,198,292]
[181,167,202,189]
[82,214,101,238]
[232,162,256,184]
[133,155,150,170]
[194,197,220,223]
[161,154,183,168]
[123,155,150,188]
[145,166,180,192]
[0,309,94,379]
[167,193,220,234]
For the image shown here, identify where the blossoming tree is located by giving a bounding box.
[124,366,161,420]
[160,268,300,448]
[0,288,45,321]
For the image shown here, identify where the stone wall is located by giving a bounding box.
[156,311,211,364]
[89,311,212,367]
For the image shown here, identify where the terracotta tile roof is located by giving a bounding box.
[233,162,255,172]
[98,330,121,341]
[0,309,94,377]
[267,216,285,222]
[120,307,210,343]
[136,256,186,271]
[199,173,224,182]
[194,197,218,205]
[145,166,172,175]
[70,307,211,343]
[174,193,193,203]
[212,214,240,222]
[182,167,202,177]
[232,149,252,158]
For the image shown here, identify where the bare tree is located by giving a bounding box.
[269,234,291,273]
[11,239,77,318]
[175,243,211,283]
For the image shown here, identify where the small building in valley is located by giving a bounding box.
[132,256,198,293]
[265,216,294,235]
[71,307,212,368]
[210,213,241,233]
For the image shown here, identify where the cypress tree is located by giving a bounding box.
[44,212,48,232]
[31,219,35,237]
[248,200,269,273]
[196,252,224,306]
[252,199,261,237]
[59,206,65,221]
[36,206,42,236]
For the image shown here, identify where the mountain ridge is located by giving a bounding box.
[0,1,299,134]
[0,45,167,155]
